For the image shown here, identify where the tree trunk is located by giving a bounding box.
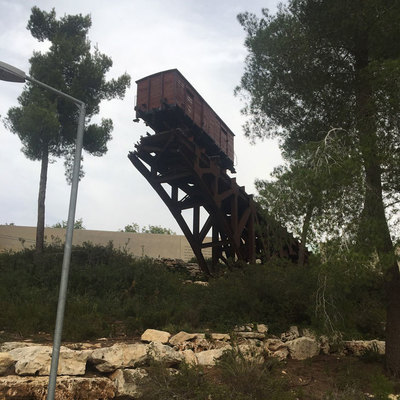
[386,265,400,378]
[298,202,313,266]
[35,145,49,253]
[354,36,399,377]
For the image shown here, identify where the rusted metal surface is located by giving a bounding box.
[135,69,235,172]
[131,70,303,274]
[129,129,301,274]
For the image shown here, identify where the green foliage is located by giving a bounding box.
[255,136,364,252]
[216,347,292,400]
[4,7,130,252]
[0,244,387,341]
[120,222,140,233]
[236,0,400,250]
[139,351,293,400]
[120,222,176,235]
[326,357,395,400]
[51,218,85,229]
[237,1,400,374]
[141,225,176,235]
[139,361,226,400]
[359,342,385,364]
[7,7,130,164]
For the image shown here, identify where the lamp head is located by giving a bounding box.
[0,61,26,83]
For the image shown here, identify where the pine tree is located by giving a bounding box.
[6,7,131,252]
[236,0,400,376]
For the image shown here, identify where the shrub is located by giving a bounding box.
[0,243,387,341]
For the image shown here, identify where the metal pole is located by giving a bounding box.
[0,62,86,400]
[46,102,85,400]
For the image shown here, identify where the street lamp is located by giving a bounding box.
[0,61,86,400]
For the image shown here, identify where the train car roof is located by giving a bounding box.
[135,68,235,137]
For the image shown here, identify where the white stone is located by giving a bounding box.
[271,347,289,361]
[281,326,300,342]
[141,329,171,344]
[234,324,254,332]
[237,344,264,363]
[9,346,89,376]
[182,349,198,365]
[148,342,183,366]
[110,368,147,398]
[343,340,385,356]
[236,332,265,339]
[0,342,36,352]
[193,338,212,351]
[0,353,14,375]
[287,337,320,360]
[256,324,268,334]
[265,338,286,352]
[193,281,209,286]
[169,331,197,346]
[211,333,230,341]
[90,343,148,373]
[319,335,330,355]
[196,347,230,366]
[0,376,115,400]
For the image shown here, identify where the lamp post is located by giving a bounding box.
[0,61,86,400]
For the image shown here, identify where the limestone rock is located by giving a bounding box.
[110,368,147,398]
[0,342,35,353]
[343,340,385,356]
[0,376,115,400]
[236,332,265,340]
[319,335,330,355]
[193,281,209,286]
[169,331,197,346]
[192,338,213,352]
[287,337,320,360]
[234,324,254,332]
[237,344,264,363]
[211,333,230,341]
[90,343,148,373]
[182,349,198,365]
[271,347,289,361]
[0,353,14,375]
[196,347,231,366]
[281,326,300,342]
[256,324,268,334]
[265,338,286,352]
[141,329,171,344]
[9,346,89,376]
[148,342,183,366]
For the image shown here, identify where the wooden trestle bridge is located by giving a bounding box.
[129,69,301,275]
[129,128,301,275]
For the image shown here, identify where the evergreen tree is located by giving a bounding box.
[236,0,400,376]
[5,7,130,252]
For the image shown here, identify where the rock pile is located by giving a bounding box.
[154,258,203,278]
[0,325,385,399]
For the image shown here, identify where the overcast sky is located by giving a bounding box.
[0,0,283,233]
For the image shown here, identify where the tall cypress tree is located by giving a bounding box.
[6,7,131,252]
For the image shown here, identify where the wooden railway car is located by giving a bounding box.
[135,69,235,172]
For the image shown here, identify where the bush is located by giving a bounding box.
[216,347,293,400]
[138,349,295,400]
[0,243,386,341]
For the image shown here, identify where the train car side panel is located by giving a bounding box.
[162,70,176,106]
[148,74,162,110]
[135,69,235,170]
[136,78,149,112]
[193,92,203,128]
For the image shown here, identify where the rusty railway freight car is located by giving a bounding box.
[135,69,235,172]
